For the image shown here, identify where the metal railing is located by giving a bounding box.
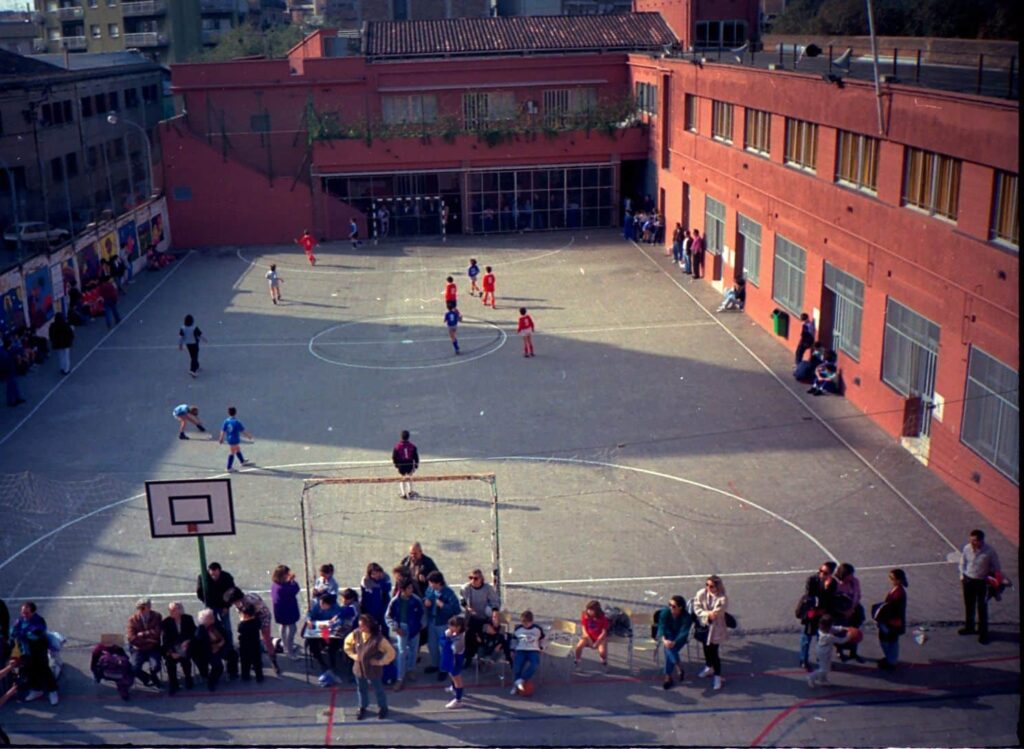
[122,0,167,17]
[123,32,167,47]
[55,6,83,20]
[61,36,87,51]
[200,0,243,13]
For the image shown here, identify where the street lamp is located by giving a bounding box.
[107,112,153,203]
[0,154,23,259]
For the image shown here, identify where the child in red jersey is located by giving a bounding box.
[295,229,317,266]
[444,276,458,310]
[481,266,496,309]
[517,307,534,358]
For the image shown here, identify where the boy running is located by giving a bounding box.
[467,259,480,296]
[392,430,419,499]
[219,406,253,471]
[173,404,206,440]
[349,218,360,249]
[444,276,458,310]
[295,229,317,266]
[444,304,462,355]
[517,307,535,358]
[481,266,496,309]
[265,264,282,304]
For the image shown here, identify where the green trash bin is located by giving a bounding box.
[771,309,790,338]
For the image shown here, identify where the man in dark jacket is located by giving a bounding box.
[47,313,74,375]
[196,562,236,646]
[161,602,196,694]
[0,340,24,407]
[798,561,838,670]
[400,543,439,651]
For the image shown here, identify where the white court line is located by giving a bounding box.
[0,455,837,582]
[235,236,574,276]
[0,252,193,449]
[97,320,717,351]
[632,241,959,554]
[4,561,956,601]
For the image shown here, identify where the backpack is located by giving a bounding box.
[604,606,632,638]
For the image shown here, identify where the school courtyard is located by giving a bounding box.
[0,230,1018,746]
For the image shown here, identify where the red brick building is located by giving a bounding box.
[161,7,1018,537]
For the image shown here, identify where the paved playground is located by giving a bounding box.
[0,229,1018,746]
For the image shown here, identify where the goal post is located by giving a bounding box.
[300,473,501,612]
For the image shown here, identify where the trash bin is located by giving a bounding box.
[771,308,790,338]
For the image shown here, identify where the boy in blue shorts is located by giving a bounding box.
[467,259,480,297]
[444,305,462,355]
[219,406,253,470]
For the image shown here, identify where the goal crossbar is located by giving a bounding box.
[303,473,496,489]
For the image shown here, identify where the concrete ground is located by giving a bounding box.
[0,229,1018,746]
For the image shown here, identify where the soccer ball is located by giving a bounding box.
[845,627,863,645]
[517,679,535,697]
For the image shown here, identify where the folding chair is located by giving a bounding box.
[543,619,577,683]
[629,612,661,672]
[606,606,634,670]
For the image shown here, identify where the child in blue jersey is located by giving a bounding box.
[444,305,462,355]
[441,615,467,709]
[173,403,206,440]
[467,259,481,297]
[219,406,253,470]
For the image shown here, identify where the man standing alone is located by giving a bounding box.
[959,529,1000,644]
[392,430,419,499]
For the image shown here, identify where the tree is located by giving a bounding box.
[192,22,305,62]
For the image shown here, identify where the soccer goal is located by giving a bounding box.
[299,473,502,610]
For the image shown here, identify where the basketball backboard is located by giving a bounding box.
[145,479,236,538]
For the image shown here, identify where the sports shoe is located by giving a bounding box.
[179,433,188,440]
[21,690,44,703]
[712,676,723,691]
[356,708,368,720]
[509,686,519,695]
[445,684,455,694]
[48,691,59,705]
[400,492,408,499]
[377,707,388,719]
[698,666,713,678]
[445,698,463,709]
[196,425,206,432]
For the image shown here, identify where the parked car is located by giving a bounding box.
[3,222,71,247]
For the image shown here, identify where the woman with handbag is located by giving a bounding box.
[692,575,728,691]
[873,569,908,670]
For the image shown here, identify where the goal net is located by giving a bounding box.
[300,473,502,611]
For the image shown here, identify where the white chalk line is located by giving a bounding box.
[97,320,717,351]
[0,455,837,585]
[5,561,957,602]
[235,236,574,276]
[632,241,959,554]
[0,252,193,449]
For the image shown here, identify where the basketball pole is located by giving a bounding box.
[197,535,208,605]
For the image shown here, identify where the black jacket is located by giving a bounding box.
[48,318,74,350]
[161,614,197,656]
[197,570,236,610]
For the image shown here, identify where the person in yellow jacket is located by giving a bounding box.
[344,614,396,720]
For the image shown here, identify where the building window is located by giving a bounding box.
[382,94,438,125]
[961,347,1019,484]
[108,23,119,38]
[108,91,119,111]
[142,84,159,103]
[695,20,746,48]
[784,117,818,172]
[107,0,117,6]
[836,130,879,193]
[635,82,657,116]
[881,297,940,397]
[744,108,770,156]
[91,24,101,38]
[249,114,270,133]
[991,171,1018,248]
[65,152,79,179]
[772,234,806,314]
[393,0,408,20]
[902,147,960,220]
[684,94,697,132]
[542,87,596,128]
[124,88,139,108]
[95,92,106,112]
[80,95,93,118]
[737,213,761,286]
[704,196,726,254]
[50,156,63,182]
[711,101,733,143]
[463,91,516,130]
[88,0,98,6]
[86,145,98,168]
[823,262,864,360]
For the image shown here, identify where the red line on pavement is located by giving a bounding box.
[324,686,338,746]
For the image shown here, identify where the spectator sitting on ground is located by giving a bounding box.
[808,351,840,396]
[717,277,747,311]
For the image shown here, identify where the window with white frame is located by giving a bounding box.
[902,146,960,220]
[711,101,733,143]
[772,234,806,314]
[705,196,726,254]
[635,82,657,115]
[737,213,761,285]
[835,130,879,192]
[744,108,770,156]
[543,87,596,127]
[382,94,438,125]
[824,262,864,360]
[991,171,1018,248]
[961,347,1019,483]
[463,91,515,130]
[784,117,818,172]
